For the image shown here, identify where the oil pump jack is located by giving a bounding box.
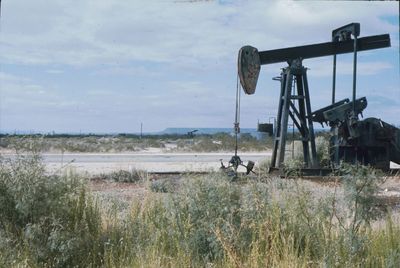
[238,23,400,172]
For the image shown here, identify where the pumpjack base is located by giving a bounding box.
[268,167,400,178]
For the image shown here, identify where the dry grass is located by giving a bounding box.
[1,149,399,267]
[0,133,272,153]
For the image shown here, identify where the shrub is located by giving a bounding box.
[338,163,383,236]
[105,169,145,183]
[286,134,331,168]
[1,150,399,267]
[170,174,242,262]
[0,152,104,267]
[316,135,331,167]
[282,158,304,177]
[149,179,175,193]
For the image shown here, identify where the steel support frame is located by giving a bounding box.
[271,61,318,168]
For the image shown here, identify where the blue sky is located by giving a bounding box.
[0,1,398,133]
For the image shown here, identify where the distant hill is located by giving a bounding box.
[158,128,257,135]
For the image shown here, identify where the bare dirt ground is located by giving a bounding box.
[2,148,399,211]
[87,171,400,216]
[37,150,272,173]
[37,149,399,211]
[89,178,149,202]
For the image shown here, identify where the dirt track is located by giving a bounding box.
[38,151,272,173]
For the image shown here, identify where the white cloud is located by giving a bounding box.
[308,60,393,77]
[0,1,398,67]
[90,66,161,77]
[0,71,30,82]
[0,1,398,132]
[45,69,64,74]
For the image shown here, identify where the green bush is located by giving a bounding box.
[149,179,175,193]
[316,135,331,167]
[282,157,304,177]
[340,164,383,226]
[1,151,399,267]
[1,133,272,153]
[170,174,242,262]
[98,169,145,183]
[286,134,331,168]
[0,153,104,267]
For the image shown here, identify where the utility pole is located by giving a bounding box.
[140,122,143,139]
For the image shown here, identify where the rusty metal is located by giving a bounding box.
[237,23,393,172]
[238,46,261,94]
[220,156,255,175]
[331,23,361,105]
[269,59,318,168]
[312,99,400,170]
[258,34,389,65]
[257,123,273,136]
[238,34,390,95]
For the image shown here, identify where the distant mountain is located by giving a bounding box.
[158,128,257,135]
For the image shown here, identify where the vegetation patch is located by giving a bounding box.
[0,133,272,153]
[1,152,399,267]
[95,169,146,183]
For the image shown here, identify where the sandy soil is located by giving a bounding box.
[89,178,149,202]
[28,150,272,174]
[2,148,399,210]
[86,174,400,217]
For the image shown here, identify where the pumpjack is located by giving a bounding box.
[238,23,400,172]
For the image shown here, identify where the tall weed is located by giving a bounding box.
[0,150,399,267]
[0,152,104,267]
